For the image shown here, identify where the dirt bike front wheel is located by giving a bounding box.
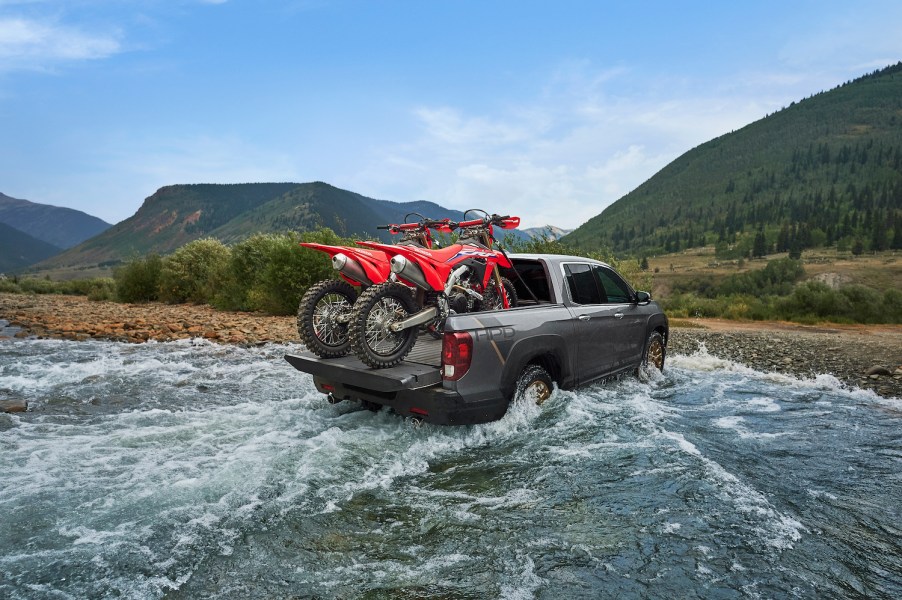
[478,276,518,311]
[349,282,419,368]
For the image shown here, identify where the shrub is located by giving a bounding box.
[215,229,347,315]
[18,278,57,294]
[86,278,116,301]
[881,288,902,323]
[0,276,118,298]
[716,258,804,297]
[158,238,231,304]
[114,254,162,303]
[0,279,22,293]
[774,281,899,323]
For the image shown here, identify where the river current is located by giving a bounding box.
[1,337,900,599]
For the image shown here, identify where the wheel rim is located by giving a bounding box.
[525,379,551,405]
[647,338,664,370]
[364,295,408,356]
[312,293,351,347]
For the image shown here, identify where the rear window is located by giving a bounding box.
[501,260,552,304]
[564,263,602,305]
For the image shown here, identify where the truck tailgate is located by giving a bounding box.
[285,337,442,393]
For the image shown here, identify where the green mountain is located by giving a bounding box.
[0,221,63,273]
[564,62,902,258]
[0,193,112,249]
[33,182,497,271]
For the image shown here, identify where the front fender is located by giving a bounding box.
[644,309,669,345]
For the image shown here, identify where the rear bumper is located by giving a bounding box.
[313,377,509,425]
[284,351,508,425]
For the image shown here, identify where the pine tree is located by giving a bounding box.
[753,230,768,258]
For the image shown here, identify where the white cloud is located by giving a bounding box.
[0,16,120,70]
[413,106,536,148]
[352,65,780,230]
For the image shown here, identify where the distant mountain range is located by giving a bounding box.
[0,193,111,249]
[564,62,902,257]
[0,193,112,273]
[521,225,573,241]
[0,221,63,273]
[32,182,532,272]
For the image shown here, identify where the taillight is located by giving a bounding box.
[441,331,472,381]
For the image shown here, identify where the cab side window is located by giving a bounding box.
[594,266,633,303]
[564,263,602,305]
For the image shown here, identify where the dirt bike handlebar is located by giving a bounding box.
[377,218,454,234]
[454,214,520,230]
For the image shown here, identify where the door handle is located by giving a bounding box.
[578,314,590,321]
[614,313,624,319]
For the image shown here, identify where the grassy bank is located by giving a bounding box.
[650,247,902,324]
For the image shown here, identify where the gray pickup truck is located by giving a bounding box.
[285,253,668,425]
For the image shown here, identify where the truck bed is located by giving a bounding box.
[285,335,442,393]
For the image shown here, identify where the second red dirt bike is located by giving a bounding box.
[296,214,450,359]
[348,212,520,368]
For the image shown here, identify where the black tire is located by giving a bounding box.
[478,276,518,311]
[349,282,419,368]
[297,279,357,358]
[641,331,666,373]
[513,364,553,405]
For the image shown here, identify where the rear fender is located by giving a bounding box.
[299,242,353,257]
[301,242,390,283]
[499,334,572,400]
[357,241,451,290]
[342,247,392,283]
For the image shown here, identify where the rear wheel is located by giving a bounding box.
[513,364,553,405]
[349,282,419,368]
[297,279,357,357]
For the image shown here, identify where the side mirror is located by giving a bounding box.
[635,291,651,304]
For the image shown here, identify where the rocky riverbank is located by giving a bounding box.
[0,292,296,346]
[2,293,900,401]
[667,321,902,400]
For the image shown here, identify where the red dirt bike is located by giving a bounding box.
[296,214,452,358]
[348,212,520,368]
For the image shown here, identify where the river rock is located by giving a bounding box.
[865,366,892,377]
[1,399,28,413]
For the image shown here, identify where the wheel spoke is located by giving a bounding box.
[647,340,664,369]
[364,296,407,355]
[312,293,350,346]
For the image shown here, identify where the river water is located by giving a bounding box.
[1,338,900,599]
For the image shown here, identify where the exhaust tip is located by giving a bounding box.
[331,253,348,270]
[390,255,406,274]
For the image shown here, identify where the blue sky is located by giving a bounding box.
[2,1,901,229]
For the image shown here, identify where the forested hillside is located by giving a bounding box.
[565,62,902,258]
